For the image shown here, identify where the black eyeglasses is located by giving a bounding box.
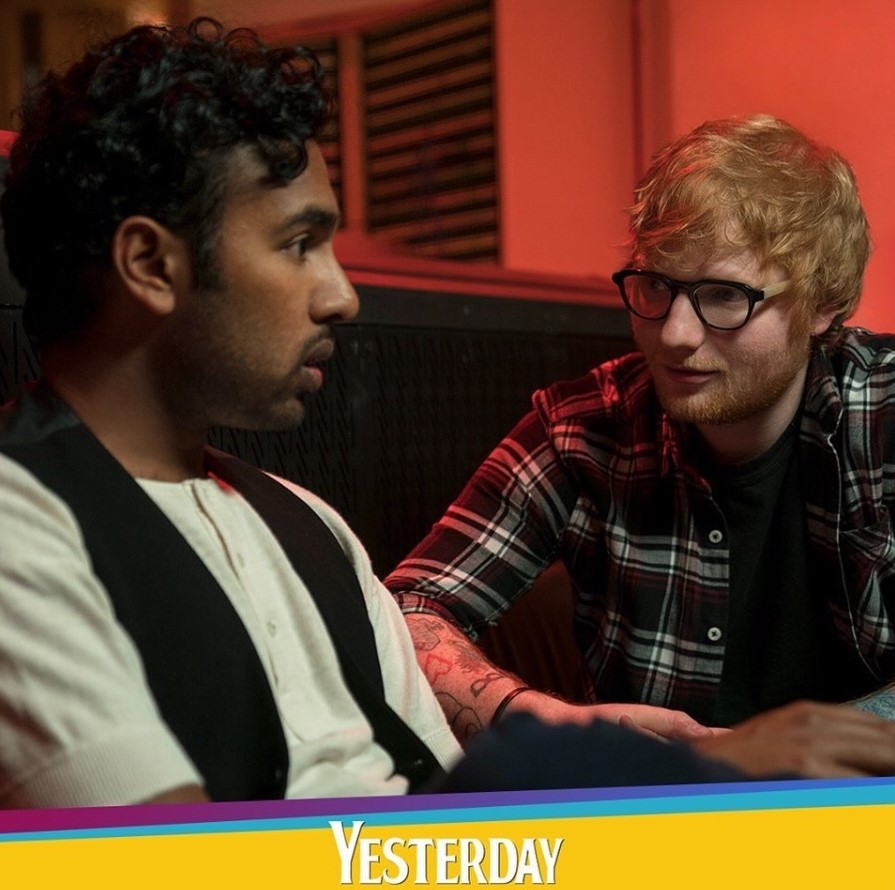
[611,269,790,331]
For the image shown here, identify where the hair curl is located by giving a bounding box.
[627,114,870,339]
[1,17,330,343]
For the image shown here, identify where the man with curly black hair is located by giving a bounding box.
[0,17,468,807]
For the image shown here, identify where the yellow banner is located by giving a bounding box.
[2,782,894,888]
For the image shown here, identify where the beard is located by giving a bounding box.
[642,319,815,426]
[154,287,331,435]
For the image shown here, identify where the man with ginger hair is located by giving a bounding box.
[389,114,895,774]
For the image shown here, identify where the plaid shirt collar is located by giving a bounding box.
[803,342,845,438]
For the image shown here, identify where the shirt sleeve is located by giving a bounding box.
[0,456,202,808]
[269,478,463,772]
[383,406,580,640]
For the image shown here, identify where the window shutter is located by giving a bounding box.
[362,0,498,261]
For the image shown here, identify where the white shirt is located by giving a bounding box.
[0,456,460,807]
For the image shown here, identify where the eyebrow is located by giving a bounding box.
[276,206,341,237]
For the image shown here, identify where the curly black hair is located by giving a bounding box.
[0,17,330,343]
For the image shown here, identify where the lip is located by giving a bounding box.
[299,339,336,393]
[663,365,717,386]
[303,338,336,366]
[302,364,325,392]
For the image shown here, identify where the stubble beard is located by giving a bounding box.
[651,328,814,427]
[158,295,311,435]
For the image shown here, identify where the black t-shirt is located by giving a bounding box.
[693,423,845,726]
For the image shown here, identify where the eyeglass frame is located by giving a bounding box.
[611,268,791,331]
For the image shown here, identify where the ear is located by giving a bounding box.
[812,307,839,337]
[110,216,192,316]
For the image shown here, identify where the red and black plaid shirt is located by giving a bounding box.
[388,328,895,722]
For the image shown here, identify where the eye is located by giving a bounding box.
[288,235,310,261]
[699,284,746,305]
[631,275,670,301]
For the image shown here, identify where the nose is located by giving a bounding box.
[313,252,360,324]
[658,291,706,351]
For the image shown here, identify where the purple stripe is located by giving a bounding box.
[0,777,831,835]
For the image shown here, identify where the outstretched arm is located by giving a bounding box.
[404,611,712,744]
[408,611,895,778]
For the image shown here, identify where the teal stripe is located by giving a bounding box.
[4,782,895,844]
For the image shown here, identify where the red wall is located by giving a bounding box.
[494,0,635,282]
[496,0,895,330]
[657,0,895,331]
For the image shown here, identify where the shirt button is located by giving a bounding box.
[267,620,278,637]
[707,626,722,642]
[708,529,724,544]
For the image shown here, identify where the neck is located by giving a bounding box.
[693,364,808,465]
[41,339,208,482]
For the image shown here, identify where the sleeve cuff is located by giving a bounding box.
[0,724,202,808]
[392,592,480,637]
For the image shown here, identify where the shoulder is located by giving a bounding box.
[820,328,895,396]
[805,328,895,448]
[262,473,350,536]
[529,352,661,459]
[533,352,653,423]
[830,327,895,368]
[262,472,375,580]
[0,450,85,549]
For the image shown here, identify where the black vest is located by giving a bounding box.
[0,388,443,799]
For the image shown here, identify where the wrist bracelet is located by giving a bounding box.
[491,685,533,726]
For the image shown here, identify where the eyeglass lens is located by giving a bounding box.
[624,274,751,329]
